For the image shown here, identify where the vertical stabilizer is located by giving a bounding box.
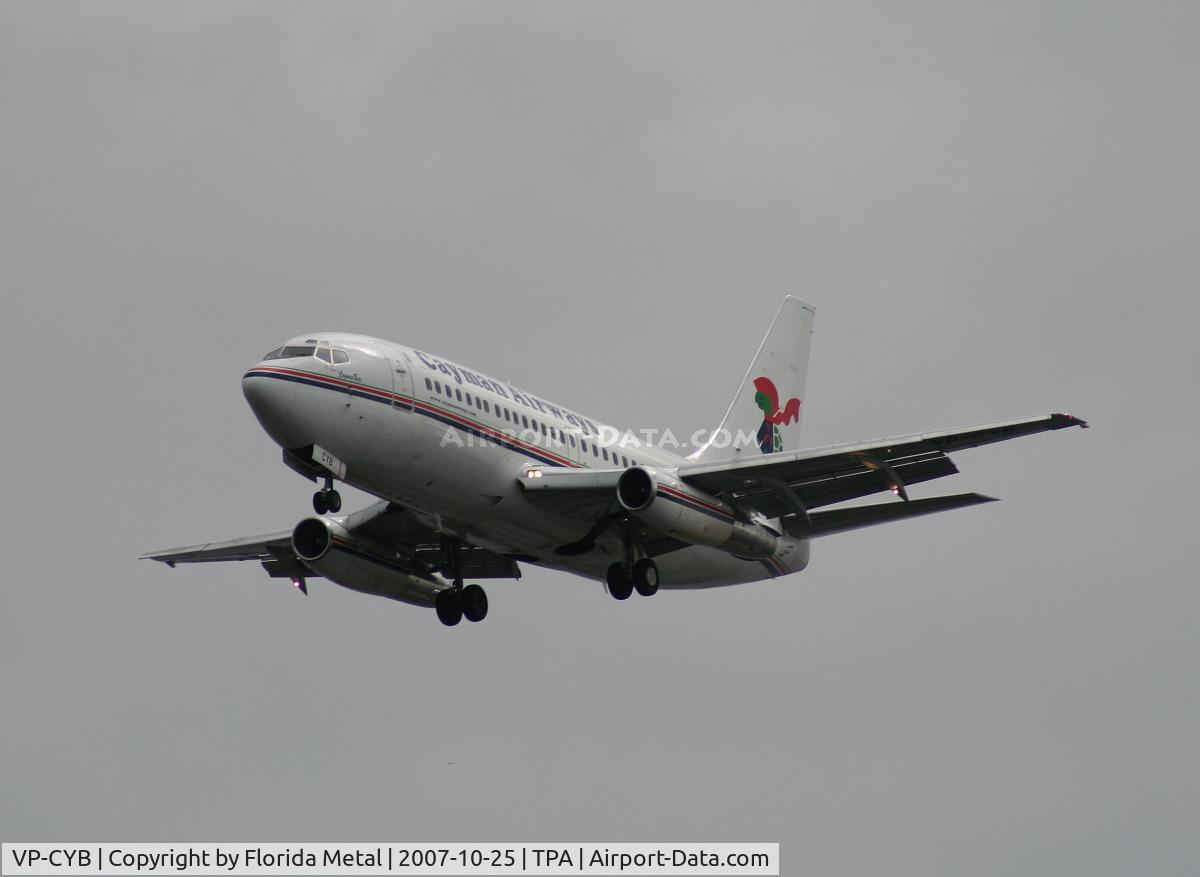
[690,296,815,463]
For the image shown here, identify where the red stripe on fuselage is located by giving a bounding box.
[244,366,579,469]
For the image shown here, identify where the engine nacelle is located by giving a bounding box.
[291,517,444,607]
[616,466,778,559]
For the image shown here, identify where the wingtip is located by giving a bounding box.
[1052,413,1090,430]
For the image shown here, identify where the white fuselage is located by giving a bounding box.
[241,333,809,589]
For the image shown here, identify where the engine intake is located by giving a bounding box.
[292,517,333,560]
[617,466,656,512]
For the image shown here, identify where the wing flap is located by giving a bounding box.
[791,493,997,538]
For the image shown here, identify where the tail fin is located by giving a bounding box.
[690,296,815,463]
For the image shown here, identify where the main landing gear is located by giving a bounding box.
[436,583,488,626]
[606,558,659,599]
[435,536,489,627]
[606,515,659,600]
[312,477,342,515]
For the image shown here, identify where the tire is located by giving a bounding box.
[633,558,659,596]
[326,490,342,513]
[435,589,463,626]
[461,584,488,622]
[606,563,633,601]
[312,491,329,515]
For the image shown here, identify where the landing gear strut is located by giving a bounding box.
[435,536,489,626]
[606,515,658,600]
[312,477,341,515]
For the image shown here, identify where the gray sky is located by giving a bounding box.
[2,2,1197,874]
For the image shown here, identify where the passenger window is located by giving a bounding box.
[435,381,442,393]
[332,349,349,364]
[602,448,609,462]
[425,378,432,390]
[465,392,472,405]
[456,389,463,401]
[581,440,588,453]
[483,400,490,413]
[522,415,529,428]
[568,435,576,448]
[593,445,599,457]
[539,423,546,435]
[504,409,510,422]
[621,455,628,467]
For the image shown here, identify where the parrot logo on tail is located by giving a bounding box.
[752,376,801,454]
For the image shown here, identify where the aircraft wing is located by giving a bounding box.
[678,412,1088,518]
[140,531,293,565]
[141,501,520,584]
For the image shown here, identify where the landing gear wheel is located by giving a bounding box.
[312,485,341,515]
[633,558,659,596]
[606,563,634,601]
[435,589,463,626]
[461,584,489,622]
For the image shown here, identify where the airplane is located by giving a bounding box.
[142,297,1087,627]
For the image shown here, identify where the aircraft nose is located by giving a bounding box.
[242,367,299,445]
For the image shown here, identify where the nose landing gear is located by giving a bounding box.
[312,477,342,515]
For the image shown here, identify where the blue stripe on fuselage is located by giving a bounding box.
[244,369,573,469]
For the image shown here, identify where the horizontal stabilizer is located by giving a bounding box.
[789,492,997,538]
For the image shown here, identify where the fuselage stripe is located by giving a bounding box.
[244,367,580,469]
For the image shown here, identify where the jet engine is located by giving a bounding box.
[616,466,778,559]
[291,517,444,607]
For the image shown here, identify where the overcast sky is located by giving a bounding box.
[2,3,1197,874]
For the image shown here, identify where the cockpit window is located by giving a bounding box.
[263,345,317,360]
[297,343,351,365]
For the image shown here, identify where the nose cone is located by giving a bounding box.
[242,368,300,446]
